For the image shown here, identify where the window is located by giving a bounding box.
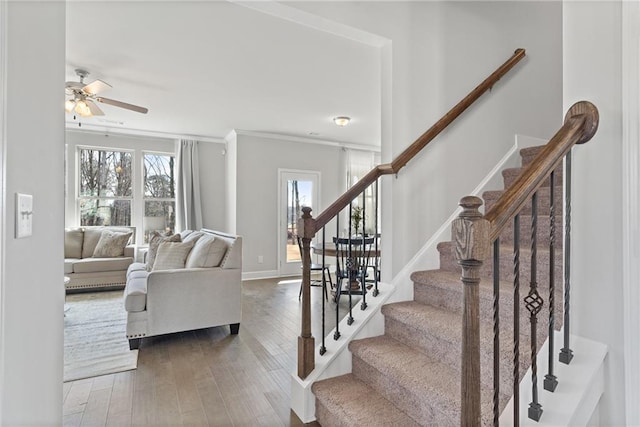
[78,149,133,226]
[143,152,176,242]
[77,147,176,244]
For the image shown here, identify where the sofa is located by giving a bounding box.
[64,226,136,292]
[123,228,242,350]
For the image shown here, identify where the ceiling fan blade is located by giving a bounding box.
[83,79,111,95]
[85,99,105,116]
[96,97,148,114]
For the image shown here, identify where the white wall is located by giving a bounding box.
[235,132,346,275]
[290,1,563,277]
[198,140,227,231]
[1,1,65,423]
[563,2,626,424]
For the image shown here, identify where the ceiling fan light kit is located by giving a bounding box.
[64,68,148,118]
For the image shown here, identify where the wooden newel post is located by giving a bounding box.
[297,206,316,379]
[452,196,490,427]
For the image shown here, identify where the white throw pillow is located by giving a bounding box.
[185,235,228,268]
[152,240,195,271]
[146,232,181,271]
[92,230,133,257]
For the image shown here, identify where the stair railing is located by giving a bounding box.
[296,48,527,380]
[453,101,599,425]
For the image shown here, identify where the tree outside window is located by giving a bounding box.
[79,149,132,226]
[143,152,175,242]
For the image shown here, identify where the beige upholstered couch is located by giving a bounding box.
[64,226,136,292]
[123,229,242,349]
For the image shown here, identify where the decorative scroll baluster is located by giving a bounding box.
[525,193,543,421]
[452,196,490,426]
[560,150,574,364]
[544,172,558,391]
[297,207,315,379]
[493,239,500,427]
[347,203,354,326]
[513,214,521,426]
[319,226,327,356]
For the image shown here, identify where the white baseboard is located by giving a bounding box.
[241,270,280,281]
[499,332,608,426]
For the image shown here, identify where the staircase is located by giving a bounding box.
[312,145,565,426]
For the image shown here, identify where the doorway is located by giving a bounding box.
[278,169,320,276]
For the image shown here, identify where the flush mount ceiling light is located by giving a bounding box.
[333,116,351,127]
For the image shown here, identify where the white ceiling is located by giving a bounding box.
[65,1,381,147]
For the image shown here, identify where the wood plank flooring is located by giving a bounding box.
[64,276,354,426]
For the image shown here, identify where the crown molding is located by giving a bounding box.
[65,121,226,144]
[232,129,380,153]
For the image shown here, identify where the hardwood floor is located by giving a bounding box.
[63,276,354,426]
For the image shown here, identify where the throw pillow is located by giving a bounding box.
[92,230,133,257]
[152,240,195,271]
[64,227,84,259]
[185,235,228,268]
[146,232,181,271]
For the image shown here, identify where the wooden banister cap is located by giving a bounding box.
[564,101,599,144]
[458,196,484,219]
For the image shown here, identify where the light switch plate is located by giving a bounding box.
[15,193,33,238]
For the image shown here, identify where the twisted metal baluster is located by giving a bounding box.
[513,214,521,426]
[544,172,558,391]
[560,151,574,364]
[526,192,543,421]
[493,239,500,427]
[320,226,327,356]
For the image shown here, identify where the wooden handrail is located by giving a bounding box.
[312,48,527,233]
[484,100,599,241]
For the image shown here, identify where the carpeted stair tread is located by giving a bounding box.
[381,301,536,394]
[411,268,563,331]
[502,166,563,189]
[498,214,563,248]
[483,186,564,215]
[349,335,492,426]
[436,241,563,286]
[312,373,420,427]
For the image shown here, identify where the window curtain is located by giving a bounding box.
[175,139,203,232]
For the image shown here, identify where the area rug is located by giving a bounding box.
[64,290,138,382]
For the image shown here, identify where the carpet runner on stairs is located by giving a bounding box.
[312,145,566,426]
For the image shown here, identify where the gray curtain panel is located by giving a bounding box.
[175,139,203,232]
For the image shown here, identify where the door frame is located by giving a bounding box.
[277,168,321,277]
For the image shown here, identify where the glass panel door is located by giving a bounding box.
[279,170,319,276]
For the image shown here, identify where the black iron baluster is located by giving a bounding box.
[493,238,500,427]
[373,178,380,297]
[560,151,574,365]
[513,214,521,426]
[319,226,327,356]
[334,213,341,341]
[525,192,544,421]
[347,203,354,326]
[361,191,367,311]
[544,172,558,391]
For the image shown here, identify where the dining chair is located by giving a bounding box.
[297,236,331,301]
[332,236,375,302]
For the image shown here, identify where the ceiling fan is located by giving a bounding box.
[64,68,148,117]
